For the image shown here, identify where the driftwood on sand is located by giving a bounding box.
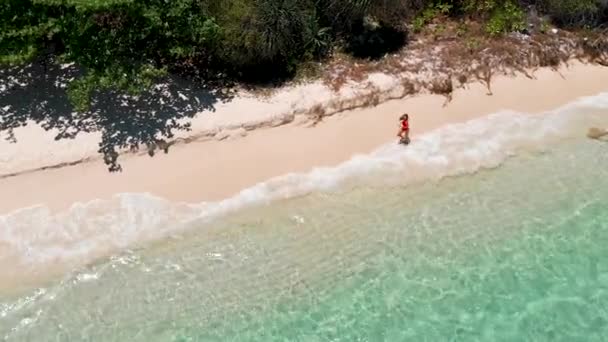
[587,127,608,140]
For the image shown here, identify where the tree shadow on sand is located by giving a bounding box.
[0,59,235,172]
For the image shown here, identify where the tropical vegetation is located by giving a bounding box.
[1,0,607,170]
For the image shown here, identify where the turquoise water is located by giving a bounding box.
[1,137,608,341]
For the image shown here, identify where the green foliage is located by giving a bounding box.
[0,0,53,65]
[459,0,606,29]
[365,0,426,27]
[413,2,453,32]
[315,0,374,31]
[308,26,333,57]
[1,0,221,108]
[456,22,469,36]
[539,19,551,33]
[461,0,500,13]
[315,0,422,33]
[465,36,482,51]
[217,0,316,67]
[68,64,167,112]
[33,0,136,10]
[485,1,526,36]
[538,0,605,27]
[2,0,606,105]
[345,17,408,59]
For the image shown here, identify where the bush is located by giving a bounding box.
[0,0,57,65]
[215,0,412,79]
[210,0,321,82]
[314,0,411,61]
[345,18,408,59]
[315,0,421,34]
[412,2,453,32]
[537,0,607,27]
[486,1,527,36]
[1,0,222,110]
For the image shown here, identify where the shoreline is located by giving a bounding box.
[1,62,608,215]
[0,62,607,293]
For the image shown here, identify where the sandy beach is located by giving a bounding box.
[1,62,607,215]
[5,0,608,337]
[0,61,607,296]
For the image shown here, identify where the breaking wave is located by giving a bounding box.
[1,92,607,273]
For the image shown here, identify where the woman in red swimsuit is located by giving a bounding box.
[397,113,410,143]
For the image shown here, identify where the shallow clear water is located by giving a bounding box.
[1,137,607,341]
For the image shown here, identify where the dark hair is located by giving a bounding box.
[399,114,409,120]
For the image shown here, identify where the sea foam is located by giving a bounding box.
[1,92,607,270]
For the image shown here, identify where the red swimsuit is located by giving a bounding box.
[401,120,409,131]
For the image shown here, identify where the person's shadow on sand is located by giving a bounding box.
[0,58,235,172]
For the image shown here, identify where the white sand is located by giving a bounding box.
[1,62,607,214]
[0,72,399,176]
[0,62,607,293]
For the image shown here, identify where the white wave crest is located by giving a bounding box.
[1,92,607,270]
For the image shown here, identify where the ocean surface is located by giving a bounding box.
[1,93,607,341]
